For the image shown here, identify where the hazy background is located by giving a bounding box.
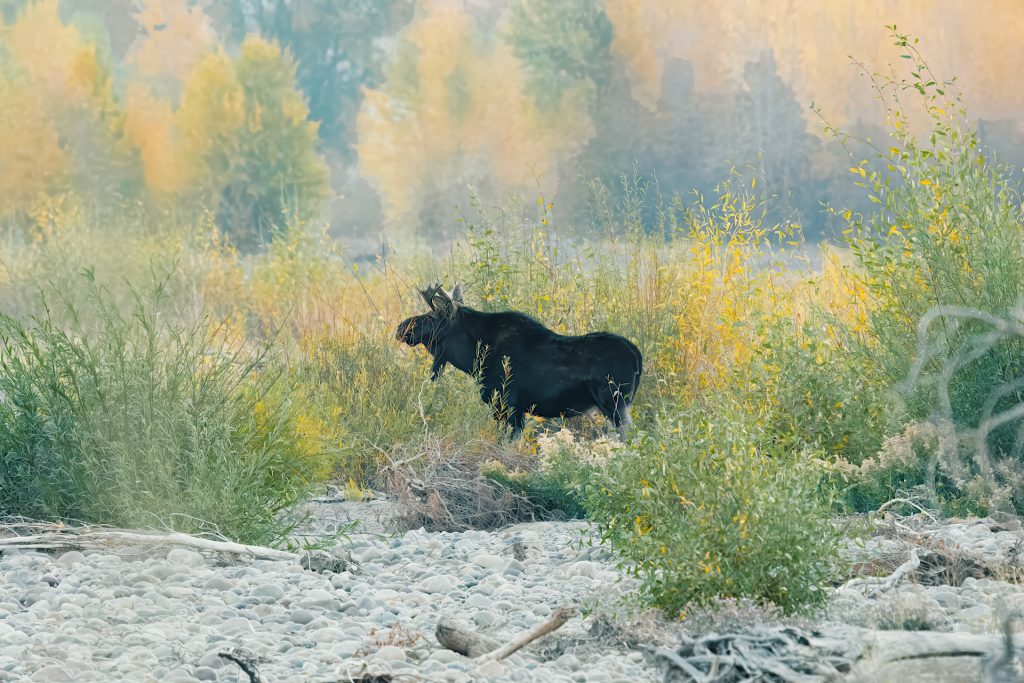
[3,0,1024,251]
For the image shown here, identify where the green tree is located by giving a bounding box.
[503,0,614,113]
[210,0,414,159]
[177,37,330,249]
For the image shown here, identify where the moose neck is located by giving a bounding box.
[437,308,488,376]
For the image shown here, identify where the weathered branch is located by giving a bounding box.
[478,606,577,662]
[436,606,577,661]
[843,547,920,597]
[0,525,298,562]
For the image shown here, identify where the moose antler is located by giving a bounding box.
[420,283,444,310]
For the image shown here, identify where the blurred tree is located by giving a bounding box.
[730,52,820,231]
[207,0,414,159]
[176,37,330,249]
[0,0,137,222]
[503,0,614,114]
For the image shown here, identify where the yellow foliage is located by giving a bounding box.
[122,85,194,196]
[127,0,215,83]
[356,2,594,233]
[177,51,246,164]
[605,0,1024,132]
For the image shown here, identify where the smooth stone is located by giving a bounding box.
[220,617,256,635]
[333,640,360,658]
[562,561,597,578]
[374,646,406,663]
[932,591,960,609]
[465,593,492,609]
[429,650,463,664]
[203,577,234,592]
[300,589,339,610]
[419,575,458,594]
[290,609,315,625]
[252,584,285,601]
[556,654,581,671]
[31,666,76,683]
[166,548,205,567]
[193,667,218,681]
[307,627,345,643]
[473,660,507,678]
[55,547,85,566]
[473,611,498,628]
[471,554,504,570]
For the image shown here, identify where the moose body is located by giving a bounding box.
[396,284,642,438]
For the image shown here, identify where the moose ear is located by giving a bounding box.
[451,283,464,304]
[432,286,459,318]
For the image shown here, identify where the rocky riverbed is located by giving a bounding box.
[0,508,656,683]
[2,497,1024,682]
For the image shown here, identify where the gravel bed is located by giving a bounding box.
[0,513,654,683]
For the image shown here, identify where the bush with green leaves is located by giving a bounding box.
[585,403,839,615]
[480,427,620,518]
[0,272,327,545]
[837,29,1024,441]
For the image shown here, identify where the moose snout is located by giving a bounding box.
[395,319,415,344]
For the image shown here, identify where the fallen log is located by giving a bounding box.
[436,606,578,661]
[0,523,298,562]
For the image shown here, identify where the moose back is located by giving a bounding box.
[395,284,642,438]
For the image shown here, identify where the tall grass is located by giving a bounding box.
[0,271,327,545]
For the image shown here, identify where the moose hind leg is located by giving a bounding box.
[591,382,628,429]
[506,411,526,441]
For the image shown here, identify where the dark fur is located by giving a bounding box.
[395,285,642,438]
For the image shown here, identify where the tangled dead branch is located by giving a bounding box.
[381,437,544,532]
[849,510,1016,587]
[648,626,854,683]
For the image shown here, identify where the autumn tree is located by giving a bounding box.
[0,0,137,223]
[176,37,330,249]
[503,0,614,114]
[208,0,414,158]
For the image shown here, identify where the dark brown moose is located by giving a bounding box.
[395,284,642,439]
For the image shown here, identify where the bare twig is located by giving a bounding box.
[436,607,577,662]
[218,648,263,683]
[479,607,578,662]
[843,547,920,597]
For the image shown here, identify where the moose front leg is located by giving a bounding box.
[430,355,447,381]
[491,404,526,440]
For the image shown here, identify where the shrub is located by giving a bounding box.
[833,420,988,515]
[481,427,620,518]
[0,271,327,545]
[839,29,1024,439]
[585,403,840,615]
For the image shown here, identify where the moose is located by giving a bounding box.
[395,283,642,439]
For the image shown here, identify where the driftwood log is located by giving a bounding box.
[0,522,353,574]
[0,524,299,561]
[436,606,577,661]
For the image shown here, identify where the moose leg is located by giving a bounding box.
[591,382,632,437]
[508,411,526,440]
[429,355,447,380]
[493,406,526,441]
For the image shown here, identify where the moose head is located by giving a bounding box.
[394,282,464,349]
